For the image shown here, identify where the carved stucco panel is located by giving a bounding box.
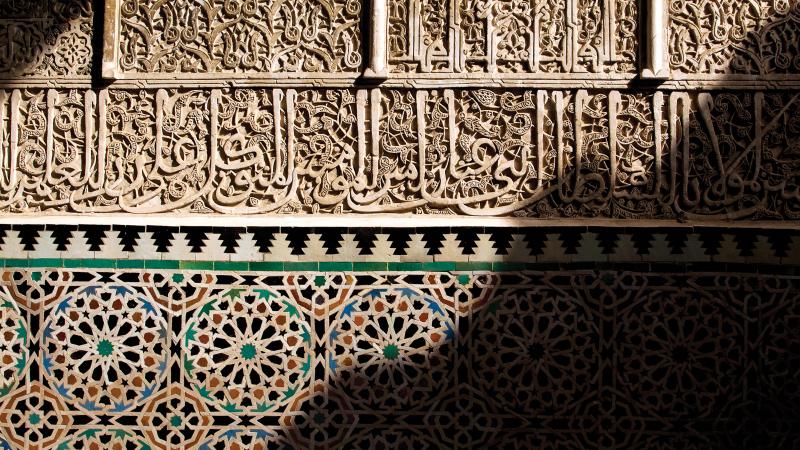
[669,0,800,75]
[389,0,638,74]
[116,0,363,74]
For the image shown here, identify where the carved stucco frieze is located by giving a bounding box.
[104,0,640,80]
[1,0,800,222]
[4,0,800,86]
[0,87,797,219]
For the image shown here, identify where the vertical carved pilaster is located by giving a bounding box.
[669,92,690,209]
[536,91,547,189]
[286,89,297,183]
[415,89,427,193]
[653,91,666,200]
[209,89,220,175]
[8,90,19,190]
[102,0,120,79]
[451,0,465,72]
[754,92,764,179]
[370,88,382,185]
[83,91,96,188]
[356,89,368,185]
[45,90,56,186]
[609,90,620,194]
[554,91,566,192]
[0,91,9,191]
[567,0,578,72]
[272,89,285,185]
[364,0,389,78]
[643,0,670,79]
[95,90,109,190]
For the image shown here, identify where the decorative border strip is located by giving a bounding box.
[3,260,798,275]
[1,225,796,266]
[6,0,800,91]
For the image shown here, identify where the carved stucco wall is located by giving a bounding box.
[0,1,799,449]
[0,0,796,220]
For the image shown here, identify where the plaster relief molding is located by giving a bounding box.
[642,0,670,79]
[101,0,643,85]
[364,0,390,78]
[667,0,800,84]
[4,0,800,89]
[389,0,638,75]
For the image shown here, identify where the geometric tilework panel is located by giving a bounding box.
[1,269,799,449]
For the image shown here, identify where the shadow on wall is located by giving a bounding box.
[0,259,798,449]
[262,271,800,449]
[0,1,797,450]
[0,0,94,79]
[664,0,800,222]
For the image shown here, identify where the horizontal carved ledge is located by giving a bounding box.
[0,87,797,220]
[1,215,800,230]
[14,78,800,91]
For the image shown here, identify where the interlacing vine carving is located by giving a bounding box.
[670,0,800,75]
[118,0,362,73]
[0,1,799,449]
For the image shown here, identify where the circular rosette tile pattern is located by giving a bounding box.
[281,380,357,450]
[138,385,211,450]
[329,286,456,411]
[617,288,743,419]
[0,293,27,400]
[58,429,152,449]
[198,428,293,449]
[0,382,72,450]
[41,285,169,412]
[183,288,312,413]
[470,288,597,416]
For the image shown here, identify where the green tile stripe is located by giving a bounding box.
[319,262,353,271]
[179,261,214,270]
[213,261,249,271]
[2,259,518,272]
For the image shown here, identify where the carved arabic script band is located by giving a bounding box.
[0,88,797,219]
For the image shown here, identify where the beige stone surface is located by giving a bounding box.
[0,0,797,223]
